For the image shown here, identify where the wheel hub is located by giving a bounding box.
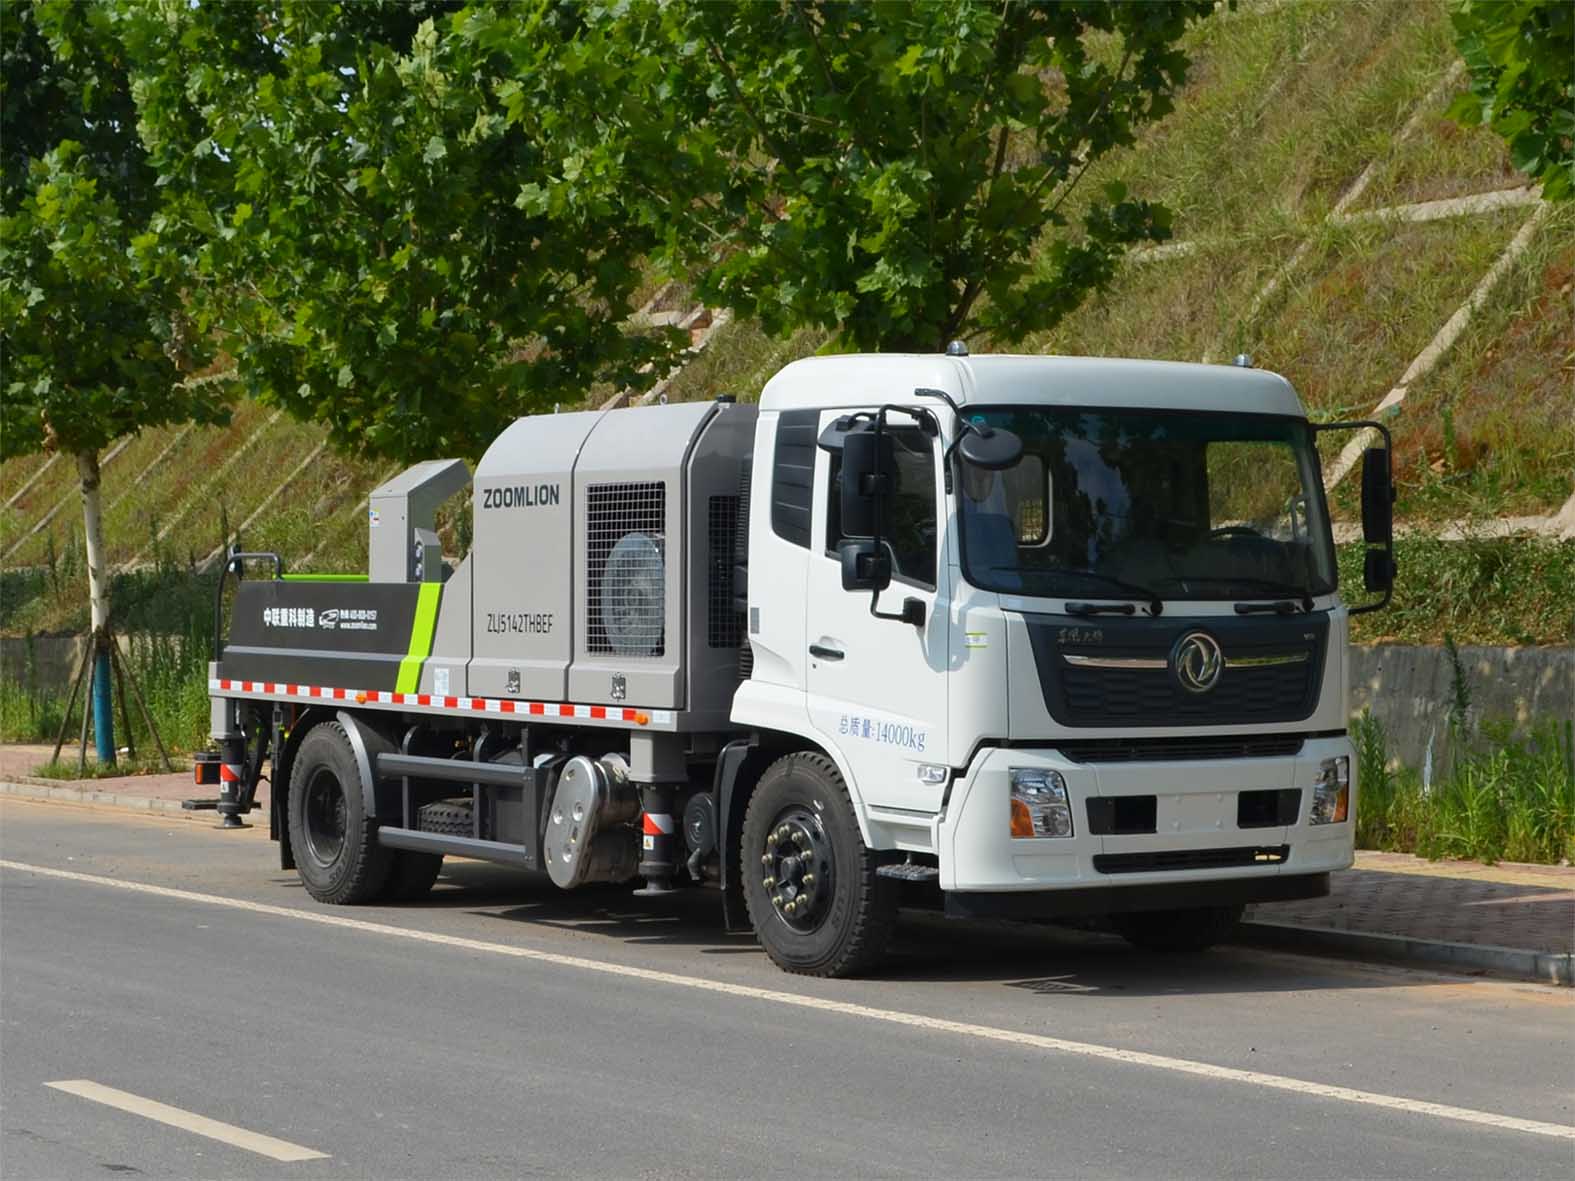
[303,769,348,868]
[761,812,831,931]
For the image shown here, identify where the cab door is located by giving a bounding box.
[805,409,950,812]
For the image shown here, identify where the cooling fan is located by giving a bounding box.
[601,531,665,657]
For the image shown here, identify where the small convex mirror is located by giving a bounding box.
[957,425,1023,471]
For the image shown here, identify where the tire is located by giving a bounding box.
[288,721,392,905]
[382,851,444,901]
[1113,905,1243,953]
[741,751,897,978]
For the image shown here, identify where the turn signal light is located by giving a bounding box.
[1010,798,1037,838]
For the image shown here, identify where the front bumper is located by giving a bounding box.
[938,735,1356,898]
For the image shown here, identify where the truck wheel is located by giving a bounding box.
[382,851,444,901]
[1113,905,1243,953]
[741,752,897,978]
[288,721,391,905]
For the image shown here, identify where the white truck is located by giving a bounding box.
[197,348,1396,976]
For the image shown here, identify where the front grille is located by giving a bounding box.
[1060,661,1313,724]
[1023,612,1330,730]
[1093,845,1289,874]
[1055,734,1306,763]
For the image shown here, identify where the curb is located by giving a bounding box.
[1,779,209,819]
[1237,920,1573,988]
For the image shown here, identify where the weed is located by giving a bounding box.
[1343,536,1575,645]
[1353,709,1574,865]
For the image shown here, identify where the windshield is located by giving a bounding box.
[956,407,1336,601]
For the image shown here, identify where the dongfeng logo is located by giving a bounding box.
[1171,631,1223,694]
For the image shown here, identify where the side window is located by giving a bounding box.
[770,409,818,548]
[826,425,937,588]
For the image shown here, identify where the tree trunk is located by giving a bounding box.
[75,448,116,766]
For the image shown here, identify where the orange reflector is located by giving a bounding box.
[634,711,650,726]
[355,692,368,704]
[1009,798,1036,838]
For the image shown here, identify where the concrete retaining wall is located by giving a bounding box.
[1,634,137,691]
[1349,645,1574,768]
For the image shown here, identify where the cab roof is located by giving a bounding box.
[756,353,1306,419]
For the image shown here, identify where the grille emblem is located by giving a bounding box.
[1171,631,1223,694]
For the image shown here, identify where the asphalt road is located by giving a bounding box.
[2,797,1571,1179]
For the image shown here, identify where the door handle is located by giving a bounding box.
[808,643,845,662]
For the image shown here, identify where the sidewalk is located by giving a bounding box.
[2,741,1569,984]
[1242,853,1574,985]
[0,742,271,816]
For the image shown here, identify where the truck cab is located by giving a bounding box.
[730,352,1391,962]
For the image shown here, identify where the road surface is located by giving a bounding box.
[2,797,1570,1178]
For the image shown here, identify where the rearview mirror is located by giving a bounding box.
[1360,446,1395,596]
[1360,446,1394,546]
[839,428,895,539]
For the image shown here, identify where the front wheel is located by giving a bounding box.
[741,752,897,978]
[1113,905,1243,953]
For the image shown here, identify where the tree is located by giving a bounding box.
[562,0,1219,351]
[1448,0,1574,201]
[1,0,228,764]
[120,1,686,464]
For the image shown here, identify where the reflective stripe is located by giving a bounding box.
[395,582,442,695]
[209,678,653,726]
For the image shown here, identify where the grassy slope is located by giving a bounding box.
[2,0,1569,642]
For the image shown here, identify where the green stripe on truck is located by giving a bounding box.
[395,582,442,694]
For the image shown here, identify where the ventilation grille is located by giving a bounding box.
[587,482,666,658]
[1093,846,1289,875]
[707,495,745,648]
[1055,734,1306,763]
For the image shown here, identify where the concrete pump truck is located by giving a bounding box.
[196,348,1396,977]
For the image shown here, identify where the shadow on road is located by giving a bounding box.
[361,859,1411,999]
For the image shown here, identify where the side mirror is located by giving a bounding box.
[839,539,891,593]
[1314,421,1397,615]
[1360,446,1394,547]
[1360,446,1396,595]
[958,426,1023,470]
[839,428,895,539]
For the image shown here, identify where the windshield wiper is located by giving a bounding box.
[990,567,1163,616]
[1170,574,1314,612]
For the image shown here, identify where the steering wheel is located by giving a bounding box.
[1208,525,1263,540]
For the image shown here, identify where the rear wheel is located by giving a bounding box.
[1113,905,1243,953]
[742,752,896,978]
[288,721,391,905]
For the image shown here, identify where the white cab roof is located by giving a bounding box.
[757,353,1305,418]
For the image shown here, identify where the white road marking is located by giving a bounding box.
[7,858,1572,1143]
[44,1080,327,1163]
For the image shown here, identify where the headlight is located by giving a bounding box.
[1010,768,1074,838]
[1310,756,1350,824]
